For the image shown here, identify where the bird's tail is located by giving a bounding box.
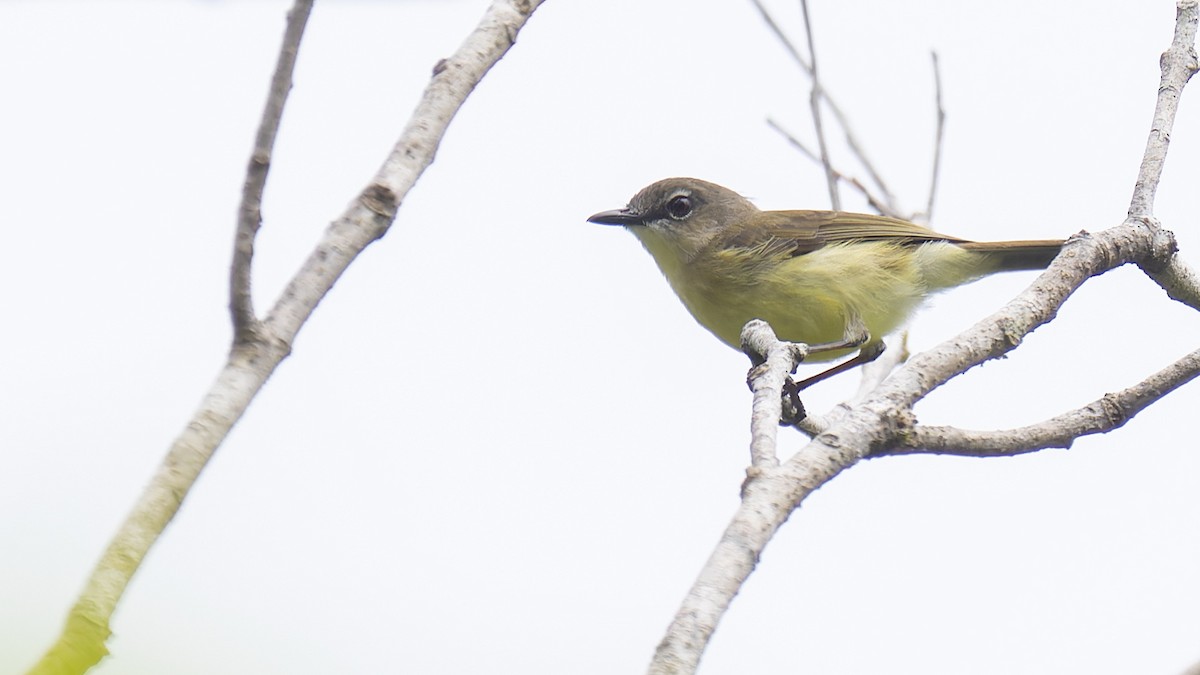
[958,239,1064,271]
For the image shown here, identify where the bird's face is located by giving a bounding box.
[588,177,759,261]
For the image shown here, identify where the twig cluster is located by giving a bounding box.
[752,0,946,222]
[753,0,940,218]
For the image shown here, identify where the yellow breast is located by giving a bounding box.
[635,229,961,361]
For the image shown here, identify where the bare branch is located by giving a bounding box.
[649,435,858,675]
[884,346,1200,457]
[922,51,946,222]
[1148,254,1200,311]
[262,3,549,341]
[765,116,820,162]
[1129,2,1200,314]
[25,3,545,674]
[896,232,1162,402]
[1129,0,1198,218]
[829,102,896,210]
[751,0,896,210]
[748,0,811,72]
[799,0,839,210]
[766,117,900,218]
[231,1,312,341]
[845,177,900,219]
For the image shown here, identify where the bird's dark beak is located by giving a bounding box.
[587,208,644,226]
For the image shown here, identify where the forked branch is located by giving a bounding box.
[26,2,545,674]
[887,346,1200,457]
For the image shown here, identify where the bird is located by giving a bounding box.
[587,177,1063,388]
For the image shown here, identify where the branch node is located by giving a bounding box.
[1097,392,1130,428]
[361,182,400,220]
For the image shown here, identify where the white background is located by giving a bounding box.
[3,1,1199,673]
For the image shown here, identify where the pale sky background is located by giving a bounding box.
[3,1,1200,674]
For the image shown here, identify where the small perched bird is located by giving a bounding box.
[588,177,1064,388]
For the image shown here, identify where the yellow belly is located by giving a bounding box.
[649,240,973,361]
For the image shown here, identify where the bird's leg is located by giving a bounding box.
[792,317,883,390]
[740,318,883,423]
[796,341,886,390]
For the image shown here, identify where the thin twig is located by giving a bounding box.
[751,0,896,211]
[766,117,899,217]
[884,346,1200,457]
[828,98,895,210]
[799,0,840,210]
[748,0,811,72]
[648,414,862,675]
[845,177,897,219]
[231,1,312,342]
[923,51,946,222]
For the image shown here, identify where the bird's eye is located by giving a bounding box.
[665,195,693,220]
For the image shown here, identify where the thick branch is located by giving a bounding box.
[883,226,1180,411]
[885,346,1200,457]
[231,1,312,341]
[650,441,859,675]
[25,3,545,674]
[1148,255,1200,311]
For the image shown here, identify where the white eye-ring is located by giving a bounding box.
[665,194,693,220]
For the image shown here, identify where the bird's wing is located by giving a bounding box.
[720,210,971,257]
